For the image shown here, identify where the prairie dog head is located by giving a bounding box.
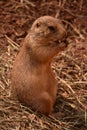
[24,16,68,63]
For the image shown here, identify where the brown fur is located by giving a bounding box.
[11,16,67,115]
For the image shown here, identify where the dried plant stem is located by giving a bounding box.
[5,35,19,50]
[62,20,85,39]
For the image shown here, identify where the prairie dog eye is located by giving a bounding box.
[36,22,40,28]
[48,26,55,32]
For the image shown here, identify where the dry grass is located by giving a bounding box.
[0,0,87,130]
[0,35,87,130]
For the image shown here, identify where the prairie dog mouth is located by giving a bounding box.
[54,38,68,45]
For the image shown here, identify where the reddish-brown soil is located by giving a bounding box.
[0,0,87,130]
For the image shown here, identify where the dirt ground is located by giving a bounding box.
[0,0,87,130]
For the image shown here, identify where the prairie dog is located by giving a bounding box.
[11,16,67,115]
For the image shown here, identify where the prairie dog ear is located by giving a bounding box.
[48,26,56,32]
